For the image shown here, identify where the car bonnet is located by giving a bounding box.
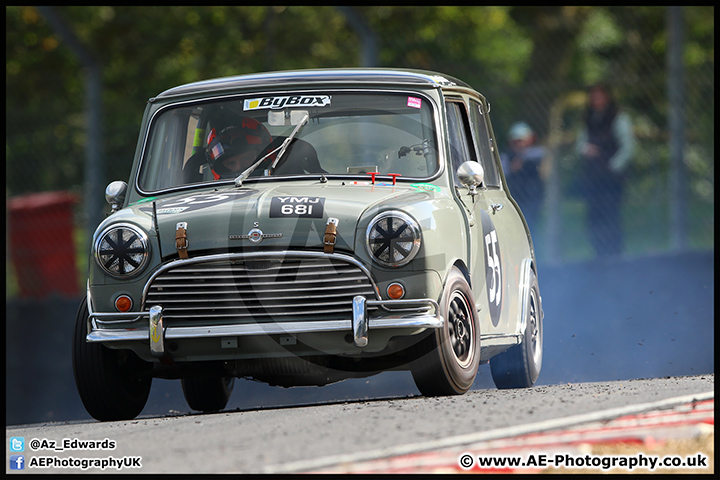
[135,182,440,258]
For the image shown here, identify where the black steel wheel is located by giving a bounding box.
[72,298,152,421]
[181,376,235,412]
[411,267,480,396]
[490,269,543,389]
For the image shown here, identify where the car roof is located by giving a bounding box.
[154,68,474,99]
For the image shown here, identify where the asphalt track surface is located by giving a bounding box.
[5,375,714,474]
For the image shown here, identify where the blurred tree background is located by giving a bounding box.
[5,6,714,296]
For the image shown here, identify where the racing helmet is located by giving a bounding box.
[205,117,273,177]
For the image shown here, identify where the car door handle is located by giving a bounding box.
[491,202,503,214]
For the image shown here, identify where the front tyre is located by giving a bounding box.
[411,267,480,396]
[181,376,234,412]
[72,298,152,421]
[490,269,543,388]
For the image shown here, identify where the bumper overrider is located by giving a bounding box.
[86,251,443,357]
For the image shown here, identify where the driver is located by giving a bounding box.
[205,117,273,179]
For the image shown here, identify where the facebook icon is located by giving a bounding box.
[10,455,25,470]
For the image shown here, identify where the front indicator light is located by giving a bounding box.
[387,282,406,299]
[115,295,133,312]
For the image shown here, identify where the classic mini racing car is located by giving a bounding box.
[73,68,544,421]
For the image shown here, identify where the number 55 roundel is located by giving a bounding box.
[480,209,503,327]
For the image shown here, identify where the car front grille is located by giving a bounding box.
[143,254,379,325]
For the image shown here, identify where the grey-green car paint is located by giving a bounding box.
[86,68,537,364]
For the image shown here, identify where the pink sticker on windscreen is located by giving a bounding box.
[407,96,422,109]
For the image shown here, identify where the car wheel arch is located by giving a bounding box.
[449,260,472,290]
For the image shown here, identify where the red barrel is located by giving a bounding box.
[8,191,80,298]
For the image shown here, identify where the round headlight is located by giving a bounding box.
[94,224,150,278]
[366,211,421,267]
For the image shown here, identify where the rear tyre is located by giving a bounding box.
[490,270,543,388]
[72,298,152,421]
[411,267,480,396]
[181,376,234,412]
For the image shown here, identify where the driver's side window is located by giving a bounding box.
[445,101,476,187]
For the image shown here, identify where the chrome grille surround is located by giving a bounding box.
[142,252,381,326]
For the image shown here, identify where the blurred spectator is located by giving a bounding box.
[500,121,548,234]
[575,83,635,257]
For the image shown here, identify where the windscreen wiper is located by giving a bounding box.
[234,112,309,187]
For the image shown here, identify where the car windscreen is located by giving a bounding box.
[137,91,439,192]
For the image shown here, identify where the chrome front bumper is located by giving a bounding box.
[87,251,443,356]
[87,296,442,356]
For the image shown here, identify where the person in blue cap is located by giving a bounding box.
[501,121,548,235]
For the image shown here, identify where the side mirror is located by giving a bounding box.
[105,181,128,213]
[457,161,484,196]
